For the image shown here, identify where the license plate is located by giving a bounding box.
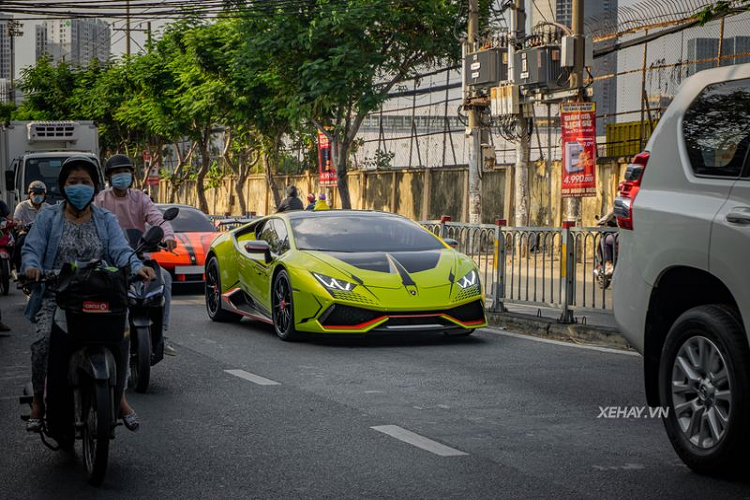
[175,265,204,275]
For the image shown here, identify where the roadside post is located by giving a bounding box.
[491,218,507,312]
[559,220,576,323]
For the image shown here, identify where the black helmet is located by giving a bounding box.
[286,185,298,197]
[105,154,135,176]
[59,156,101,199]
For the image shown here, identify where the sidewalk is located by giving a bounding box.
[485,302,631,351]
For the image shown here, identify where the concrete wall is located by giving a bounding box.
[157,159,625,226]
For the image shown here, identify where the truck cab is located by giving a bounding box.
[8,151,102,205]
[1,121,102,208]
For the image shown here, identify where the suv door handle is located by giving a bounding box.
[726,211,750,224]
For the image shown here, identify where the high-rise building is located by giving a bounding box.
[687,36,750,76]
[527,0,619,135]
[37,19,111,66]
[35,24,48,62]
[527,1,556,30]
[0,14,12,80]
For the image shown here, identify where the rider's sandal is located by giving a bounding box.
[26,418,43,433]
[122,411,139,432]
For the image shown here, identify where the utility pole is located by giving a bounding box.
[126,0,132,56]
[147,21,152,51]
[564,0,584,224]
[511,0,529,227]
[466,0,482,225]
[6,21,23,105]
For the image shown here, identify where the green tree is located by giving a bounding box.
[242,0,461,208]
[14,56,82,120]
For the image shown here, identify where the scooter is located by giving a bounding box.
[0,219,16,295]
[593,213,618,290]
[17,247,159,486]
[125,207,179,393]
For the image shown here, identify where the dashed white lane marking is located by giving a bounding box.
[371,425,468,457]
[485,328,640,357]
[224,369,280,386]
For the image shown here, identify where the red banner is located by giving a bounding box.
[561,102,597,198]
[317,130,338,187]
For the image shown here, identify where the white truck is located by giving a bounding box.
[0,121,102,208]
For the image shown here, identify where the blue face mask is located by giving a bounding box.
[65,185,95,210]
[111,172,132,190]
[31,195,45,205]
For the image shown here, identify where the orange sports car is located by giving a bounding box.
[153,204,220,284]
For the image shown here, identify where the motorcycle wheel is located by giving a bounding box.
[0,258,9,295]
[129,326,151,393]
[82,379,111,487]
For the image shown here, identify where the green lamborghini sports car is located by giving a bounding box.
[204,210,487,340]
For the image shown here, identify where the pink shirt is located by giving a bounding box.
[94,188,175,241]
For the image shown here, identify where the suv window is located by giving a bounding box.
[683,78,750,178]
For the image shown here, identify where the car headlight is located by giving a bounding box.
[457,270,479,289]
[312,272,357,292]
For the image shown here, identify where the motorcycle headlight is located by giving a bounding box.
[145,285,165,299]
[457,270,479,289]
[312,272,356,292]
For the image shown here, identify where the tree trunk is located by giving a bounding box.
[235,157,248,215]
[196,140,211,214]
[335,139,352,209]
[264,154,281,210]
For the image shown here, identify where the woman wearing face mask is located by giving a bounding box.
[21,156,155,433]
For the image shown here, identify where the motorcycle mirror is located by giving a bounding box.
[142,226,165,247]
[162,207,179,221]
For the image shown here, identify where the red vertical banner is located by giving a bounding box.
[561,102,597,198]
[317,130,338,187]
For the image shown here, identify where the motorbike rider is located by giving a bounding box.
[597,211,618,276]
[276,185,304,212]
[13,181,50,272]
[305,193,315,211]
[314,193,330,211]
[22,156,155,432]
[94,154,178,356]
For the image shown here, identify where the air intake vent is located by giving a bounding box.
[27,121,79,143]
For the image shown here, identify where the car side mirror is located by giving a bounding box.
[245,240,272,263]
[5,171,14,191]
[162,207,179,221]
[444,238,459,249]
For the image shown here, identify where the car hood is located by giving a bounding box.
[152,232,218,267]
[305,249,461,290]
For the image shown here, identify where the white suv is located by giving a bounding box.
[613,63,750,475]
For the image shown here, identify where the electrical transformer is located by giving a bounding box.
[464,48,509,88]
[513,45,565,90]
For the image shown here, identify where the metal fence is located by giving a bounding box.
[421,220,618,323]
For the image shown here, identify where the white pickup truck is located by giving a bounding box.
[0,121,102,208]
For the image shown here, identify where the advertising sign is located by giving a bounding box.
[561,102,597,198]
[317,130,338,187]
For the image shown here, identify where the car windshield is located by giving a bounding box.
[291,214,443,252]
[160,207,216,233]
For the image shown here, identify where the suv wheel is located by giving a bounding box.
[659,304,750,476]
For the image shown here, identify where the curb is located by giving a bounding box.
[486,311,632,350]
